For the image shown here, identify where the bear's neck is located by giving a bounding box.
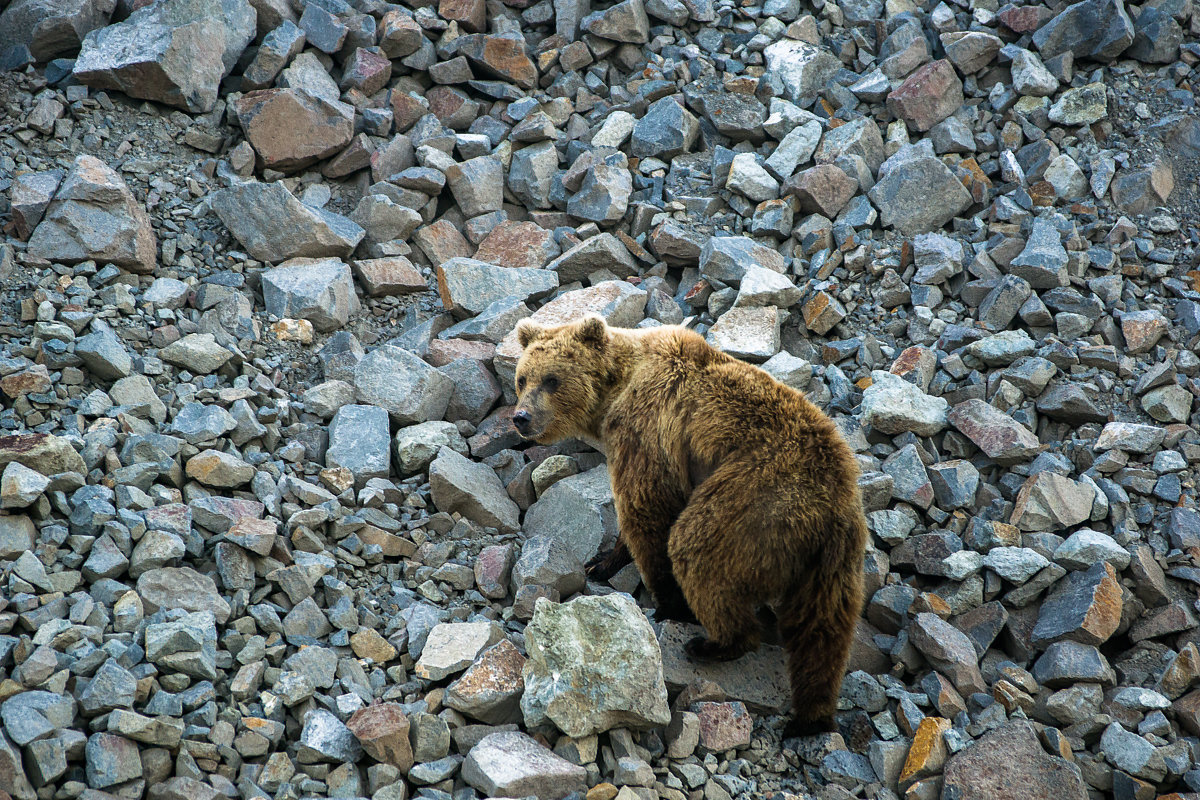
[582,331,639,441]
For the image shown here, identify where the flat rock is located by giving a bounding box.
[860,371,948,436]
[942,719,1087,800]
[429,446,520,533]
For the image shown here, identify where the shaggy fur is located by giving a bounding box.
[513,315,868,736]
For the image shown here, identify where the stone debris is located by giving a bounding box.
[0,0,1199,798]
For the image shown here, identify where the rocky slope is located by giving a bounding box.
[0,0,1199,799]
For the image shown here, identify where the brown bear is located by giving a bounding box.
[512,314,868,737]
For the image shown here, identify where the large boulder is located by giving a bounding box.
[521,593,672,737]
[73,0,256,113]
[27,155,156,273]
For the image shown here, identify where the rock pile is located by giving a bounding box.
[0,0,1199,798]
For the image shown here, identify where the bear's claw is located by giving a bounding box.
[684,636,746,662]
[782,716,838,740]
[585,547,631,580]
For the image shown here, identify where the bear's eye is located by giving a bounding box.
[543,375,559,392]
[517,376,526,391]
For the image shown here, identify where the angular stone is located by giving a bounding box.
[582,0,649,42]
[416,622,502,681]
[692,701,753,752]
[462,731,587,800]
[523,465,617,565]
[429,447,520,533]
[73,0,254,112]
[886,60,963,131]
[347,704,412,772]
[947,399,1041,465]
[763,39,842,105]
[354,345,454,426]
[353,256,425,297]
[1011,472,1095,531]
[0,0,115,63]
[212,180,365,263]
[85,733,142,789]
[860,371,947,436]
[236,88,354,173]
[1009,218,1068,289]
[1032,0,1134,62]
[445,639,526,725]
[9,170,62,241]
[1031,561,1122,646]
[326,405,390,487]
[522,593,671,737]
[299,709,362,764]
[136,566,232,623]
[27,154,156,274]
[262,257,359,332]
[455,34,537,89]
[159,333,232,375]
[437,257,558,320]
[706,306,782,363]
[869,145,972,235]
[785,163,856,217]
[908,612,986,696]
[942,720,1087,800]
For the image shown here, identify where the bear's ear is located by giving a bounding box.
[516,319,544,348]
[574,314,608,348]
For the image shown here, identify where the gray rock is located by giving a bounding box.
[136,567,232,623]
[511,535,586,597]
[27,155,156,274]
[632,97,700,159]
[908,612,986,695]
[1009,218,1068,288]
[509,141,560,209]
[429,447,520,534]
[860,371,948,436]
[1032,0,1134,62]
[211,180,365,263]
[0,0,115,62]
[0,463,49,510]
[869,144,972,235]
[1100,722,1166,781]
[763,39,842,105]
[942,720,1087,800]
[462,731,588,800]
[946,399,1041,465]
[582,0,649,42]
[437,257,558,319]
[159,333,232,375]
[523,465,618,565]
[326,405,391,487]
[73,0,256,113]
[522,593,671,736]
[354,345,455,425]
[262,257,360,333]
[415,622,503,681]
[445,156,504,218]
[299,709,362,764]
[699,235,786,285]
[84,732,142,788]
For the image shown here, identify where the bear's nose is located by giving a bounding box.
[513,410,532,432]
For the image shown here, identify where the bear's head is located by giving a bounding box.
[512,314,611,442]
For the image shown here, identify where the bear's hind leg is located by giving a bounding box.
[778,522,864,739]
[668,487,762,663]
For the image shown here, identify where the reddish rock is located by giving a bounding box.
[473,543,514,599]
[413,221,474,266]
[692,701,753,752]
[474,220,561,269]
[455,34,538,89]
[236,89,354,173]
[886,59,964,132]
[340,47,392,95]
[347,704,413,773]
[1031,562,1123,647]
[439,0,487,32]
[0,368,51,398]
[379,11,424,58]
[322,133,376,179]
[996,4,1053,33]
[444,639,526,724]
[353,257,427,296]
[390,90,429,133]
[427,86,480,130]
[784,163,857,218]
[946,399,1041,465]
[427,339,497,367]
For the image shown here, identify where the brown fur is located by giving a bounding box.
[513,315,868,735]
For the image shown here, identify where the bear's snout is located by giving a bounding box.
[512,409,533,434]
